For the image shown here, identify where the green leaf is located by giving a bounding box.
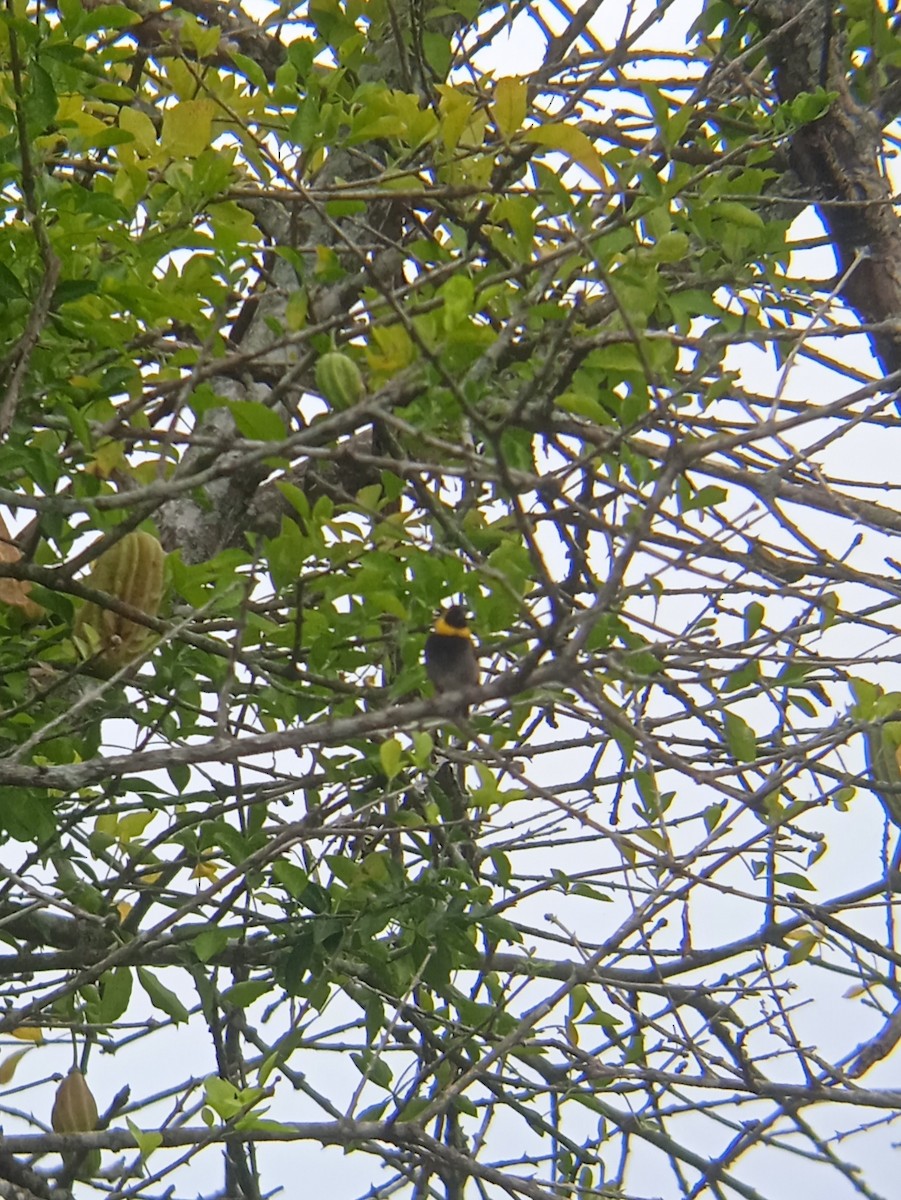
[26,64,58,133]
[229,400,287,442]
[397,1096,431,1121]
[722,660,760,692]
[708,201,765,230]
[410,731,434,767]
[819,591,839,629]
[357,1099,390,1122]
[272,860,308,899]
[850,676,879,717]
[326,854,361,886]
[99,967,132,1024]
[634,767,660,813]
[351,1051,393,1090]
[724,713,757,763]
[266,517,307,589]
[232,51,269,88]
[276,481,311,520]
[703,803,725,832]
[422,31,451,78]
[624,1032,646,1066]
[789,88,835,124]
[493,76,527,139]
[680,484,727,513]
[0,263,26,300]
[137,967,190,1024]
[193,928,229,963]
[379,737,404,781]
[572,883,612,902]
[285,289,308,331]
[222,980,270,1008]
[203,1075,241,1119]
[167,761,191,793]
[127,1118,163,1163]
[526,123,607,185]
[744,601,764,638]
[441,274,475,328]
[774,872,816,891]
[161,99,216,158]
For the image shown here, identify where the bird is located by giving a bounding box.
[424,604,479,716]
[864,719,901,828]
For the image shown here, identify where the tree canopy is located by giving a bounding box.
[2,1,901,1198]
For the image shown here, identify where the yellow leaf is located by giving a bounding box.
[94,814,118,838]
[113,161,149,204]
[117,811,156,843]
[436,85,476,152]
[285,289,308,332]
[0,1048,30,1084]
[493,76,527,140]
[460,107,489,151]
[632,827,667,851]
[84,439,126,479]
[116,901,133,923]
[161,99,216,158]
[527,123,607,187]
[10,1026,43,1044]
[119,106,158,156]
[56,95,108,142]
[315,244,340,277]
[365,324,414,376]
[191,860,220,881]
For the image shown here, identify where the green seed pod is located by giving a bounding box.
[315,351,364,408]
[73,531,165,672]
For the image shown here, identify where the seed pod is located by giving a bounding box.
[314,351,364,408]
[73,531,165,672]
[51,1069,99,1133]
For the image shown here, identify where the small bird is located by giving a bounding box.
[424,604,479,715]
[864,720,901,828]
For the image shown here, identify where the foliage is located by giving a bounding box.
[1,1,901,1198]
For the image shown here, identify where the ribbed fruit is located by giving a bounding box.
[73,531,165,672]
[51,1069,99,1133]
[314,351,364,407]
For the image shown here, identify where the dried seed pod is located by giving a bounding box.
[51,1069,99,1133]
[73,531,165,672]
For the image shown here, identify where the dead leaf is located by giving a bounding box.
[0,512,43,620]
